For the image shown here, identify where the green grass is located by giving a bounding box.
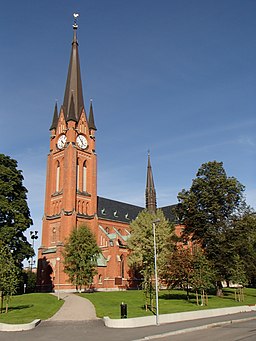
[80,287,256,319]
[0,293,64,324]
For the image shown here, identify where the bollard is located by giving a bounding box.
[120,302,127,318]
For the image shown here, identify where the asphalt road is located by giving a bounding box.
[0,313,256,341]
[154,319,256,341]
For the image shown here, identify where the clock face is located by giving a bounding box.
[76,135,88,149]
[57,134,67,150]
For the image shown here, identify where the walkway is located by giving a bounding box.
[49,293,98,321]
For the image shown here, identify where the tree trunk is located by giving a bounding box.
[0,291,3,314]
[216,281,223,296]
[196,290,199,306]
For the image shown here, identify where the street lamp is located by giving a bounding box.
[30,230,38,271]
[153,218,160,326]
[56,257,60,300]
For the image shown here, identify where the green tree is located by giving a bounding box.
[230,254,248,302]
[229,212,256,286]
[128,209,174,309]
[176,161,247,295]
[0,242,20,313]
[163,247,194,300]
[63,226,100,291]
[0,154,33,266]
[190,248,215,306]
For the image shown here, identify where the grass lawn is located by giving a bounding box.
[80,287,256,319]
[0,293,64,324]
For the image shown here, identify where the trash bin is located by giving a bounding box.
[120,302,127,318]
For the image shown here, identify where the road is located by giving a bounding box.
[154,319,256,341]
[0,318,256,341]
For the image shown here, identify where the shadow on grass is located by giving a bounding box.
[4,304,33,312]
[160,293,197,301]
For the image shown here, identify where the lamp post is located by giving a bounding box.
[153,218,160,326]
[30,230,38,271]
[56,257,60,300]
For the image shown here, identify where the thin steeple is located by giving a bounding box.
[145,151,157,213]
[49,102,59,130]
[88,99,97,131]
[63,17,85,122]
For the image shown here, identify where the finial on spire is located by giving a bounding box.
[73,13,79,29]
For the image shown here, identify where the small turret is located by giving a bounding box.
[49,102,59,130]
[88,99,97,131]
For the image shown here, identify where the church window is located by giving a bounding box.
[82,161,87,192]
[56,161,60,192]
[120,255,124,278]
[99,274,102,284]
[76,159,80,191]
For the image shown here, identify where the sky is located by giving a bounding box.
[1,1,256,257]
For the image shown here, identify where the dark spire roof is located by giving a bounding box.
[49,102,59,130]
[145,152,157,213]
[88,99,97,131]
[63,24,85,122]
[66,93,77,122]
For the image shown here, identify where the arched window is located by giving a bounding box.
[120,254,125,278]
[82,161,87,192]
[76,159,80,191]
[56,161,60,192]
[99,274,102,284]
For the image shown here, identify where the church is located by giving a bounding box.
[37,21,176,292]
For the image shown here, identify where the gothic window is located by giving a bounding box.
[120,254,124,278]
[56,161,60,192]
[82,161,87,192]
[76,159,80,191]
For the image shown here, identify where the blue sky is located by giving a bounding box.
[1,1,256,255]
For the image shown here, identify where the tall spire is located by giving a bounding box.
[63,15,85,122]
[145,151,157,213]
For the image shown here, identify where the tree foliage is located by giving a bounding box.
[0,154,33,266]
[0,242,20,313]
[163,245,215,303]
[176,161,249,291]
[63,226,100,290]
[128,209,174,307]
[229,212,256,286]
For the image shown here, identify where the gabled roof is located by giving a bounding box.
[97,196,143,223]
[63,26,85,122]
[160,204,178,223]
[97,197,177,224]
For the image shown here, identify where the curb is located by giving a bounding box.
[0,319,41,332]
[132,316,256,340]
[103,305,256,328]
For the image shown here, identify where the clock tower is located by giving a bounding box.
[38,21,97,291]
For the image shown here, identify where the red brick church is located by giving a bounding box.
[37,21,176,292]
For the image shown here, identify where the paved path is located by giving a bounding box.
[49,293,98,321]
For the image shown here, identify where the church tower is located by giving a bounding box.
[38,20,97,291]
[145,152,157,213]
